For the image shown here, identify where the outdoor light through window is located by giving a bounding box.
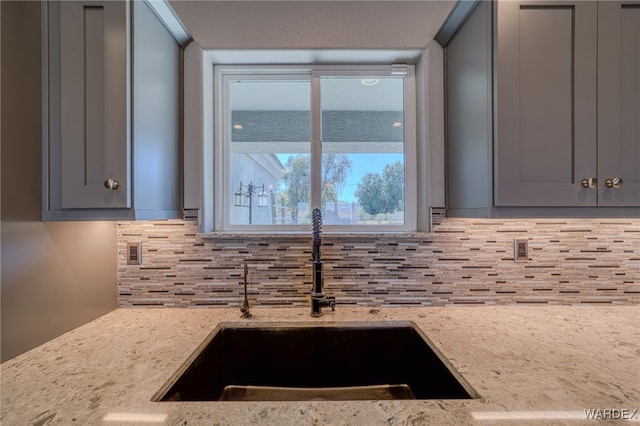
[257,189,269,208]
[234,186,244,207]
[233,181,268,224]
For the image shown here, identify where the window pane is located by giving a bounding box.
[320,77,405,225]
[228,79,311,225]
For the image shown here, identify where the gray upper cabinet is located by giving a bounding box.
[43,0,182,220]
[445,0,640,215]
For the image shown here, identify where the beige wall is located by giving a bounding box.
[1,1,117,362]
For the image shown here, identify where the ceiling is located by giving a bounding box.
[168,1,457,50]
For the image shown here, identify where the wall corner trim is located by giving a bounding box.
[143,0,192,47]
[434,0,480,47]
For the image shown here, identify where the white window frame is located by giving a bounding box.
[214,64,417,233]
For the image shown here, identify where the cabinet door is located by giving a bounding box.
[495,1,598,206]
[59,1,130,209]
[598,1,640,206]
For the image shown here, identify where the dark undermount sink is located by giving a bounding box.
[154,321,478,402]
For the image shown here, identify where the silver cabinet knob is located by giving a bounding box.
[580,177,597,188]
[104,178,120,190]
[605,177,623,189]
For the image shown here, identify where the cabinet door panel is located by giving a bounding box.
[495,1,597,206]
[598,2,640,206]
[519,7,573,185]
[59,1,130,209]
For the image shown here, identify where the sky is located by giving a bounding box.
[276,153,403,203]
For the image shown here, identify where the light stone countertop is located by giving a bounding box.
[1,306,639,425]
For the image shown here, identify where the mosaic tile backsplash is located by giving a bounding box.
[118,210,639,307]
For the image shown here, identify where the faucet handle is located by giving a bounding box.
[327,296,336,311]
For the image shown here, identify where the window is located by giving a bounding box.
[215,65,416,232]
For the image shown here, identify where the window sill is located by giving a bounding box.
[198,231,433,242]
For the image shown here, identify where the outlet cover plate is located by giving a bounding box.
[127,241,142,265]
[514,239,528,261]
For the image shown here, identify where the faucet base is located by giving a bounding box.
[310,295,336,317]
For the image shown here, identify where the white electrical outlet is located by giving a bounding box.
[127,241,142,265]
[514,239,528,261]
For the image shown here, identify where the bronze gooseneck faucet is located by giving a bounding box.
[310,208,335,317]
[240,262,252,318]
